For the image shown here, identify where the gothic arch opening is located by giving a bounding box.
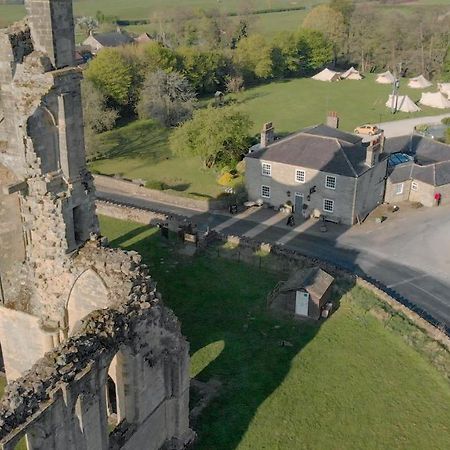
[27,106,60,174]
[65,269,109,336]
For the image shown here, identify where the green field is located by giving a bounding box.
[100,215,450,450]
[90,74,450,198]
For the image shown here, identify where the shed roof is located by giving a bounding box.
[91,31,134,47]
[280,267,334,298]
[246,124,374,178]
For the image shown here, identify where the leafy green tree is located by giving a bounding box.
[85,49,134,107]
[177,47,229,94]
[137,70,196,127]
[440,47,450,81]
[234,34,275,80]
[302,5,346,59]
[139,42,179,73]
[170,106,252,168]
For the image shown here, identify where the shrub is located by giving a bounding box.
[145,180,166,190]
[441,117,450,125]
[218,172,234,186]
[236,159,246,174]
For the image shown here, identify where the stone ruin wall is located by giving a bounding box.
[0,254,193,449]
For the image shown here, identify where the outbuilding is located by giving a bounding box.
[268,267,334,320]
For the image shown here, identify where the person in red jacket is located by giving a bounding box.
[434,192,442,206]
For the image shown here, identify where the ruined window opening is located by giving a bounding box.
[72,205,84,246]
[105,352,127,435]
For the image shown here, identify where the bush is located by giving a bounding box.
[145,180,167,190]
[218,172,234,186]
[236,159,246,174]
[441,117,450,126]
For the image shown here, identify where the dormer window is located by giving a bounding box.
[262,162,271,176]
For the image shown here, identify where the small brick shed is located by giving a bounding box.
[269,267,334,320]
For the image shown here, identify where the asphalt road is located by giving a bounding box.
[97,189,450,330]
[378,113,450,137]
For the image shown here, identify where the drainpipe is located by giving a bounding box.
[351,176,359,224]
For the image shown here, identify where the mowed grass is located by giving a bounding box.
[89,119,225,198]
[100,215,450,450]
[233,73,450,134]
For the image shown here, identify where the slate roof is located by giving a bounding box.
[247,124,375,178]
[280,267,334,299]
[385,134,450,186]
[92,32,134,47]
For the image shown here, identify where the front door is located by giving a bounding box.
[294,193,303,215]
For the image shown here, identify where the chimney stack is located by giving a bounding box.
[261,122,275,147]
[326,111,339,129]
[365,136,381,167]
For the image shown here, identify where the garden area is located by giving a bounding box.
[100,215,450,450]
[89,73,450,199]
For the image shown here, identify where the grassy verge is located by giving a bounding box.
[100,215,450,450]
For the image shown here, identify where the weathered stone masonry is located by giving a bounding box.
[0,1,193,448]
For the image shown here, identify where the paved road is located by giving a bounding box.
[97,189,450,330]
[378,113,450,138]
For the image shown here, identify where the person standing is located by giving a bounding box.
[434,192,442,206]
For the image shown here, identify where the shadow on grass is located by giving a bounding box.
[104,223,355,450]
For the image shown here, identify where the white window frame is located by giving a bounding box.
[396,183,404,195]
[411,181,418,191]
[295,169,306,183]
[261,185,271,198]
[323,198,334,213]
[261,162,271,177]
[325,175,337,190]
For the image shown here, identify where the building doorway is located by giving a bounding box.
[294,193,304,215]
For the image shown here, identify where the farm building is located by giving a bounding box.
[82,29,134,54]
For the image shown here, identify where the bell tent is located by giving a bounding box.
[385,95,421,113]
[419,92,450,109]
[408,75,432,89]
[438,83,450,97]
[376,71,395,84]
[341,67,363,80]
[312,68,341,82]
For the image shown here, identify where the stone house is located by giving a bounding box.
[384,135,450,206]
[82,29,134,54]
[269,267,334,320]
[245,124,388,225]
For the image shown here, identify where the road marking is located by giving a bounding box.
[408,281,450,310]
[387,274,428,288]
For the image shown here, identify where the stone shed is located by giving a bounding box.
[269,268,334,320]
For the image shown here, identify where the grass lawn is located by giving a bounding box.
[233,73,450,134]
[89,119,228,199]
[101,215,450,450]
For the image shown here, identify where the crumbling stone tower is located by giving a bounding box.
[0,3,193,449]
[0,0,100,378]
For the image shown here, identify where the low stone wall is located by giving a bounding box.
[94,175,228,212]
[96,200,168,225]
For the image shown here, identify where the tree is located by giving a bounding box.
[234,34,275,80]
[84,49,134,107]
[137,70,196,127]
[177,47,229,94]
[76,16,98,37]
[170,106,252,168]
[81,80,118,157]
[302,5,346,60]
[442,47,450,81]
[138,42,179,73]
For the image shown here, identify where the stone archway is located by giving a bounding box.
[65,269,109,336]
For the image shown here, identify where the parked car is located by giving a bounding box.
[354,124,380,135]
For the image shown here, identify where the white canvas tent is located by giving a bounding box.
[341,67,363,80]
[438,83,450,97]
[408,75,432,89]
[376,71,395,84]
[312,68,341,82]
[419,92,450,109]
[385,95,421,113]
